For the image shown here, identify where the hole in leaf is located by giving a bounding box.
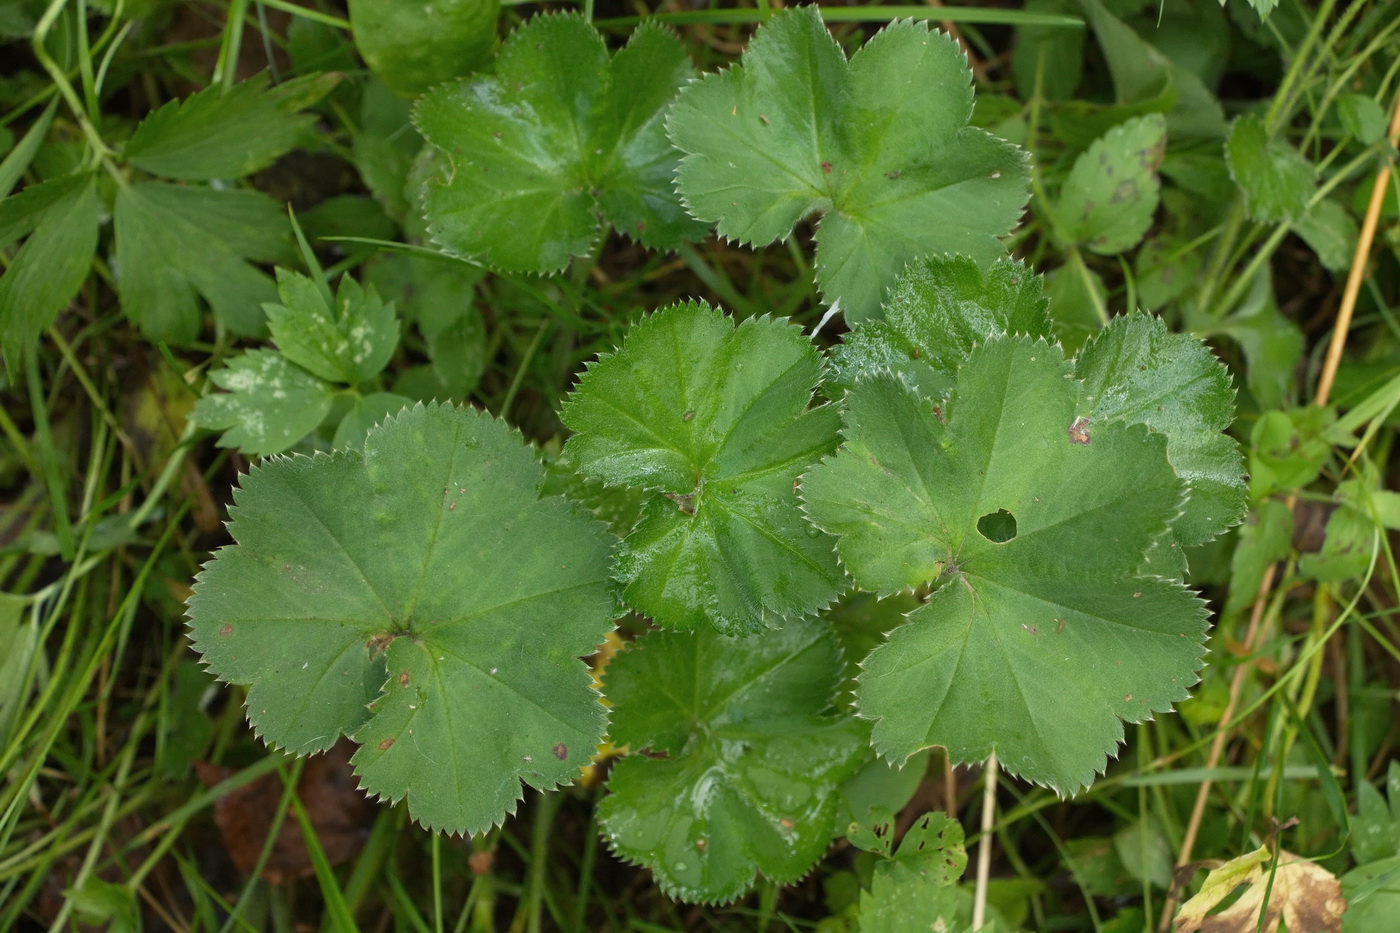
[976,509,1017,543]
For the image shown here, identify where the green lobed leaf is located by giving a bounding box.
[888,811,967,880]
[858,860,964,933]
[849,808,967,880]
[560,301,846,634]
[852,812,974,931]
[0,173,98,372]
[191,349,336,456]
[187,403,616,835]
[1075,314,1246,548]
[415,14,705,272]
[829,261,1244,549]
[598,620,867,904]
[114,181,290,343]
[1225,114,1315,223]
[847,805,899,858]
[1247,408,1332,499]
[265,270,399,385]
[827,255,1050,400]
[123,75,326,181]
[801,336,1209,793]
[1243,0,1279,20]
[348,0,499,99]
[1052,113,1166,255]
[667,7,1029,320]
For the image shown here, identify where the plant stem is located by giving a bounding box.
[432,833,444,933]
[524,792,560,933]
[499,319,551,421]
[1316,89,1400,406]
[973,752,998,931]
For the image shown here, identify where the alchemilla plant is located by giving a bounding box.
[12,0,1398,925]
[185,7,1247,909]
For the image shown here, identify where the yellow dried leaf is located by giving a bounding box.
[1174,848,1346,933]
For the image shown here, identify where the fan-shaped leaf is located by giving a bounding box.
[667,7,1029,320]
[801,336,1209,792]
[187,403,617,834]
[561,301,845,633]
[1075,314,1245,547]
[830,260,1244,550]
[598,621,866,904]
[827,255,1050,399]
[415,14,705,272]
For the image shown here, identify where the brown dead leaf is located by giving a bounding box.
[195,740,374,884]
[120,358,220,534]
[1175,848,1346,933]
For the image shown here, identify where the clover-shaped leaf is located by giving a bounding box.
[668,7,1029,320]
[415,13,706,272]
[598,620,867,904]
[801,336,1209,792]
[187,403,616,834]
[561,301,845,634]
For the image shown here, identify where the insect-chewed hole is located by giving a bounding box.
[976,509,1018,543]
